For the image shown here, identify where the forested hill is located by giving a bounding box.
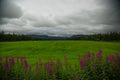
[0,32,40,41]
[0,31,120,41]
[69,32,120,41]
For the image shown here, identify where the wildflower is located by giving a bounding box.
[3,61,10,69]
[9,57,14,63]
[96,49,102,59]
[87,52,91,59]
[23,60,29,69]
[106,55,113,62]
[44,62,53,74]
[118,55,120,61]
[79,59,85,68]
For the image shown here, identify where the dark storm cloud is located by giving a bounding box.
[0,0,23,24]
[101,0,120,32]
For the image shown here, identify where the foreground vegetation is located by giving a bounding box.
[0,50,120,80]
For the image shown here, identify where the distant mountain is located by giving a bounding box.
[70,34,84,37]
[27,35,69,40]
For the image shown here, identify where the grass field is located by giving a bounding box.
[0,40,120,65]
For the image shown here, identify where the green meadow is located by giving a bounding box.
[0,40,120,65]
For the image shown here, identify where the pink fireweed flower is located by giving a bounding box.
[96,49,102,59]
[3,61,10,69]
[23,60,29,69]
[9,57,14,63]
[109,55,114,62]
[87,52,91,59]
[105,54,120,66]
[106,55,113,63]
[118,55,120,61]
[44,62,53,74]
[79,59,85,68]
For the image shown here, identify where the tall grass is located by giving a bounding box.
[0,50,120,80]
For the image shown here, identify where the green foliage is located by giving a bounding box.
[69,32,120,41]
[0,31,40,41]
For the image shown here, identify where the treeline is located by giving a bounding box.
[0,31,120,41]
[0,31,40,41]
[69,32,120,41]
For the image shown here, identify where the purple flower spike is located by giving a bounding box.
[44,62,53,74]
[3,62,10,69]
[87,52,91,59]
[23,60,29,69]
[106,55,109,62]
[9,57,14,63]
[79,59,85,68]
[96,49,102,59]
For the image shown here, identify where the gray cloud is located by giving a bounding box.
[0,0,23,24]
[55,0,120,33]
[0,0,120,36]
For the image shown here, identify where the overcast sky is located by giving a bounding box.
[0,0,120,36]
